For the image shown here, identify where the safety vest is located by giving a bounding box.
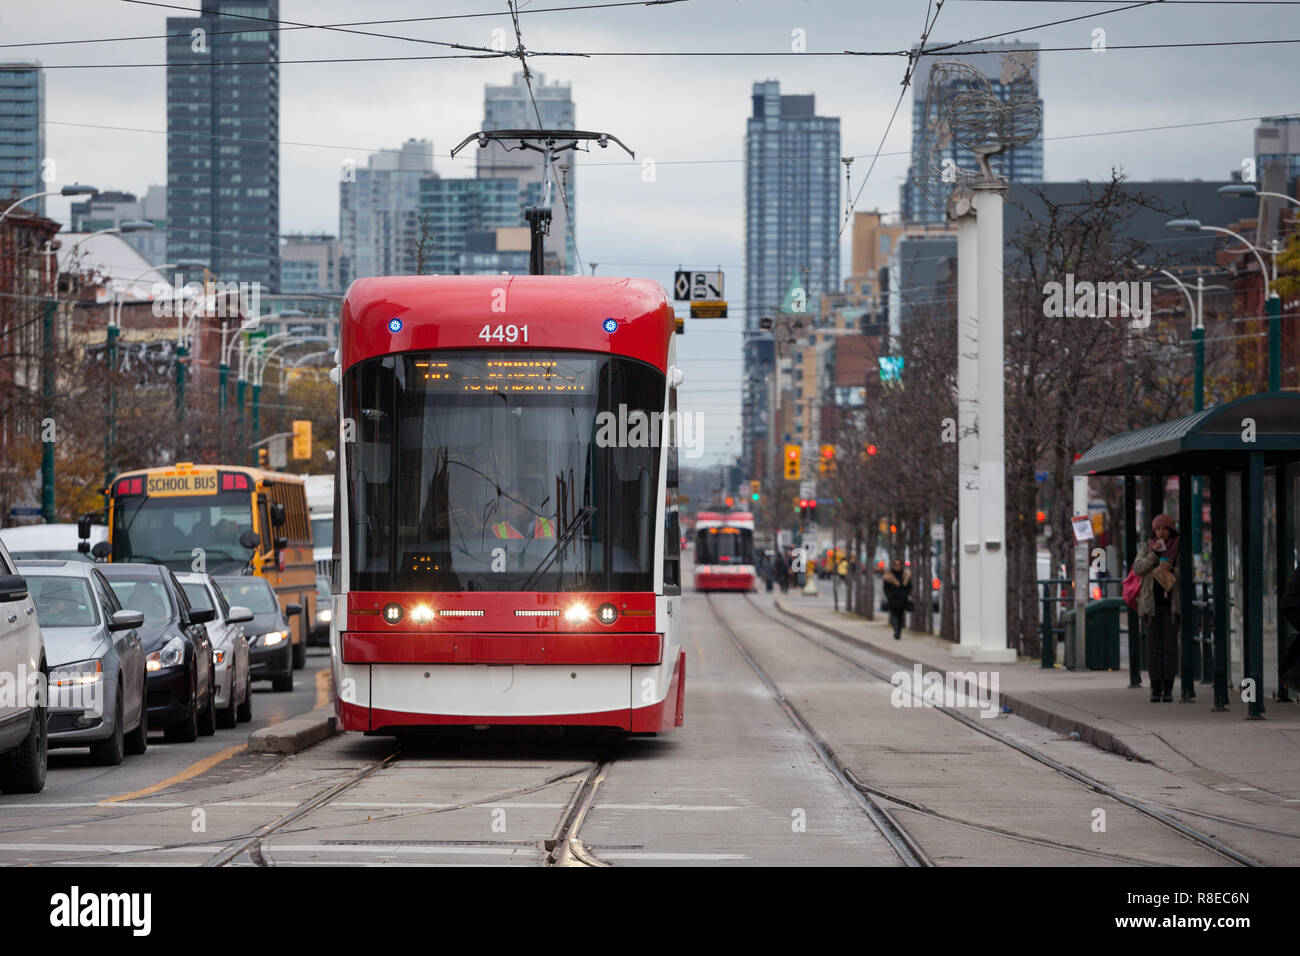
[493,521,524,539]
[535,517,555,538]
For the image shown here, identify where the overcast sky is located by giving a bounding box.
[6,0,1297,465]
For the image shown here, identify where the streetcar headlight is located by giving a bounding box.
[317,608,332,624]
[563,604,589,623]
[596,603,618,625]
[409,604,435,624]
[260,630,288,647]
[383,603,403,624]
[147,636,186,671]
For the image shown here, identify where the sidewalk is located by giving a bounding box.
[770,583,1300,809]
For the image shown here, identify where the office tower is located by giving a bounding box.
[0,62,44,216]
[1255,116,1300,182]
[417,176,525,275]
[166,0,279,290]
[900,41,1043,226]
[339,139,435,285]
[476,72,576,272]
[70,186,168,263]
[280,235,342,294]
[742,80,841,477]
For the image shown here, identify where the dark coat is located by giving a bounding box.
[882,568,912,612]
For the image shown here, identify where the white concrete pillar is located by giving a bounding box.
[973,184,1015,664]
[954,205,981,658]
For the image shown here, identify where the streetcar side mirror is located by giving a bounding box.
[91,541,112,559]
[239,531,261,550]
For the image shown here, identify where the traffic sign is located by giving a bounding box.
[673,270,724,302]
[689,300,727,319]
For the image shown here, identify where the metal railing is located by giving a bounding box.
[1039,576,1124,668]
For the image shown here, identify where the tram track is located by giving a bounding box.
[741,592,1264,867]
[702,594,930,867]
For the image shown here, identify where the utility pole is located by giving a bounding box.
[41,296,56,523]
[952,192,980,657]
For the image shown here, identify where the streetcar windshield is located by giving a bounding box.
[345,351,664,592]
[696,528,754,565]
[111,491,255,573]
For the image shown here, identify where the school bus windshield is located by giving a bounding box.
[112,490,256,572]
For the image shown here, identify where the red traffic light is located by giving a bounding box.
[1036,509,1046,523]
[866,444,877,456]
[725,496,734,507]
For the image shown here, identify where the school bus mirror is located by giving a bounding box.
[270,502,287,526]
[274,536,288,551]
[91,541,112,559]
[239,531,261,550]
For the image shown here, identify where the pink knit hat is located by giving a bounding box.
[1152,513,1176,531]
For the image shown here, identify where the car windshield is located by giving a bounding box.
[12,549,92,563]
[215,578,279,614]
[344,351,663,592]
[111,490,255,572]
[181,582,215,612]
[106,578,175,624]
[27,576,98,627]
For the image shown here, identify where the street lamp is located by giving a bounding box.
[0,184,98,223]
[1166,219,1284,391]
[1217,183,1300,209]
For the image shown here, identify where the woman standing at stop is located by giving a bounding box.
[1132,513,1181,702]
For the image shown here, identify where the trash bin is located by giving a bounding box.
[1062,597,1124,670]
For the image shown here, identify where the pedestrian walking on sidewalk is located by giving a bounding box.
[776,549,790,593]
[1279,565,1300,692]
[883,558,912,640]
[1132,513,1181,702]
[760,552,775,593]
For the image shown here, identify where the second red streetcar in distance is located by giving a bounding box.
[693,511,756,591]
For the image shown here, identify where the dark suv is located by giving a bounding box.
[100,564,217,742]
[212,576,298,693]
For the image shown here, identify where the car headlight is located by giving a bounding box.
[51,659,104,686]
[317,608,332,624]
[260,630,288,647]
[147,636,186,672]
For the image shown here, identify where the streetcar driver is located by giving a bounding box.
[491,481,555,540]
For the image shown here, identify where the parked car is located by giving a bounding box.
[17,560,147,765]
[0,538,46,793]
[212,575,299,693]
[0,519,107,564]
[177,573,253,729]
[309,574,332,646]
[100,564,216,743]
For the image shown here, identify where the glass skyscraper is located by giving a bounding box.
[166,0,279,290]
[742,80,840,476]
[0,62,44,217]
[339,139,435,285]
[900,42,1043,226]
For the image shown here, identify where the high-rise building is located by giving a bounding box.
[166,1,279,291]
[0,62,44,217]
[418,176,523,275]
[742,80,840,478]
[339,139,436,285]
[280,235,342,294]
[900,42,1043,226]
[1255,116,1300,182]
[476,72,576,272]
[70,186,168,264]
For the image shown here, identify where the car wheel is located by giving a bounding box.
[90,690,126,767]
[164,671,199,743]
[292,636,306,670]
[124,691,148,757]
[216,677,238,729]
[0,701,47,794]
[198,681,217,737]
[236,676,252,723]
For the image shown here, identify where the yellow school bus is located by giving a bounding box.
[103,463,316,667]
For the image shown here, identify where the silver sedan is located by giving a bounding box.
[177,573,253,729]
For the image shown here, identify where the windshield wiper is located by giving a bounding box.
[519,505,595,591]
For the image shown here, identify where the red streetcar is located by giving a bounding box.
[330,275,686,734]
[694,511,756,591]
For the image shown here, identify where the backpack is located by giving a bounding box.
[1122,568,1142,610]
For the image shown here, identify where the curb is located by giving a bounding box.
[248,706,338,755]
[772,598,1148,763]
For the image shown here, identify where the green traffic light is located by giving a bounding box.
[751,493,759,501]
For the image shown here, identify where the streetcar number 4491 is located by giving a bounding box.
[479,324,528,343]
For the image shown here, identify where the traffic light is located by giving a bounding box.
[257,447,268,468]
[819,444,835,473]
[783,444,801,480]
[749,479,760,502]
[725,496,734,508]
[292,419,312,460]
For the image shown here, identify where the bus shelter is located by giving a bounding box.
[1073,393,1300,718]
